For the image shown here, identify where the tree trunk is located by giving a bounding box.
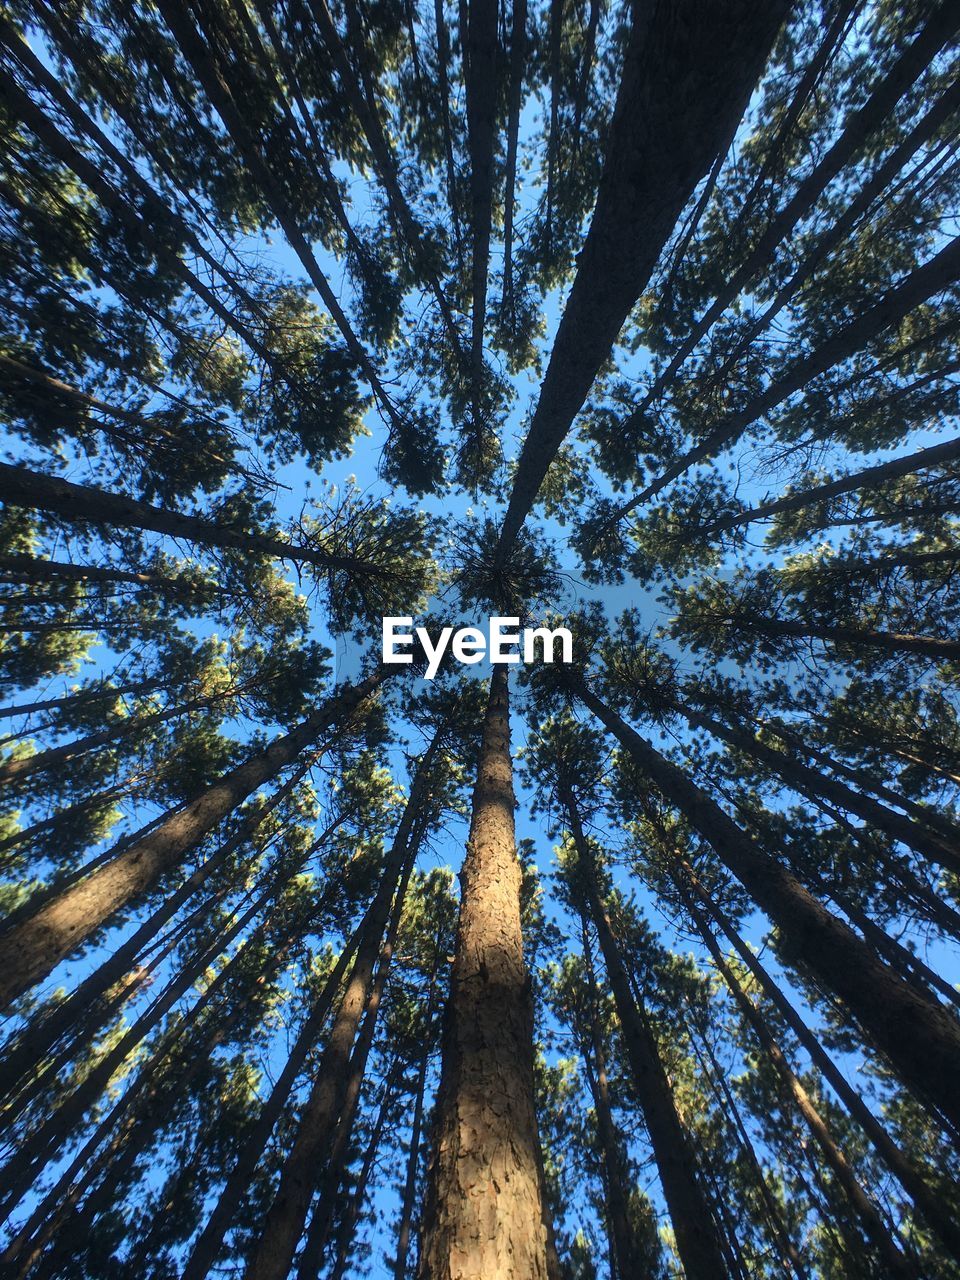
[499,0,526,322]
[0,54,273,365]
[615,231,960,517]
[0,754,322,1115]
[0,680,153,722]
[732,612,960,662]
[244,743,439,1280]
[152,0,404,430]
[690,1022,808,1280]
[676,700,960,875]
[676,858,960,1264]
[579,921,648,1280]
[292,844,424,1280]
[433,0,463,255]
[179,921,370,1280]
[561,780,731,1280]
[681,881,919,1279]
[418,666,552,1280]
[0,680,255,786]
[707,433,960,536]
[544,0,562,253]
[0,672,383,1010]
[328,1068,400,1280]
[393,1044,430,1280]
[573,676,960,1133]
[496,0,789,560]
[624,1,960,436]
[464,0,498,417]
[0,462,382,576]
[0,551,192,593]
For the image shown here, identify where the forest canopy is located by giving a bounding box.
[1,0,959,1278]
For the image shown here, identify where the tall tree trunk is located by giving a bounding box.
[560,780,731,1280]
[244,743,439,1280]
[751,714,960,846]
[0,672,383,1010]
[614,231,960,519]
[730,612,960,662]
[0,680,153,722]
[418,666,552,1280]
[0,462,383,576]
[627,0,960,429]
[0,754,323,1115]
[464,0,498,425]
[152,0,404,429]
[674,699,960,875]
[328,1067,400,1280]
[496,0,789,560]
[579,921,647,1280]
[433,0,463,256]
[0,54,273,365]
[179,920,372,1280]
[689,1021,808,1280]
[544,0,562,254]
[676,858,960,1265]
[572,676,960,1133]
[0,810,353,1274]
[393,1044,430,1280]
[0,679,257,786]
[295,0,463,353]
[499,0,527,323]
[680,881,919,1279]
[292,840,425,1280]
[0,552,192,592]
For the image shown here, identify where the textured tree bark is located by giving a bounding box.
[0,755,322,1115]
[0,815,350,1276]
[574,677,960,1132]
[418,667,552,1280]
[497,0,790,559]
[0,672,383,1010]
[562,783,731,1280]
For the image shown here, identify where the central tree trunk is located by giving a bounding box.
[418,666,552,1280]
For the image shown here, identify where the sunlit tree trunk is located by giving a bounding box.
[418,666,552,1280]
